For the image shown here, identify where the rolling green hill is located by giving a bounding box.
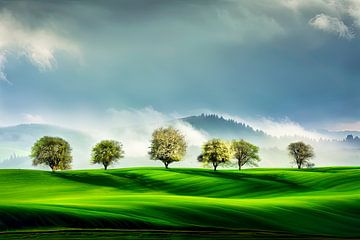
[0,167,359,239]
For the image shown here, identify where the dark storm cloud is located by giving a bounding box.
[0,0,359,128]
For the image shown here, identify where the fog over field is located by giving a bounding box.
[1,108,358,170]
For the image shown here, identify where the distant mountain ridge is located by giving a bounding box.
[0,116,358,169]
[181,114,269,141]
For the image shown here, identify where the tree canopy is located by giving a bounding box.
[30,136,72,171]
[198,139,231,171]
[288,141,315,169]
[148,127,187,168]
[231,139,260,170]
[91,140,124,170]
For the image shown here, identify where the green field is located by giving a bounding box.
[0,167,359,239]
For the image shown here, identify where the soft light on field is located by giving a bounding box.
[0,167,359,238]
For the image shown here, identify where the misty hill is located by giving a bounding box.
[0,124,94,168]
[181,114,269,141]
[318,129,360,140]
[318,130,360,147]
[0,154,30,169]
[0,124,92,143]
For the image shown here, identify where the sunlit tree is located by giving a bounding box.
[91,140,124,170]
[31,136,72,171]
[198,139,231,171]
[288,141,315,169]
[231,139,260,170]
[149,127,187,168]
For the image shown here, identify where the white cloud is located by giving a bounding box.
[280,0,360,39]
[40,107,208,159]
[104,108,208,158]
[173,121,209,147]
[0,53,8,83]
[0,10,80,82]
[309,13,354,39]
[209,111,327,140]
[329,121,360,131]
[22,114,46,124]
[246,117,328,140]
[347,0,360,28]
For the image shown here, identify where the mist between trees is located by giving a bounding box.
[29,126,317,172]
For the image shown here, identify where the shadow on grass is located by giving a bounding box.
[170,169,309,191]
[0,205,152,231]
[50,168,311,198]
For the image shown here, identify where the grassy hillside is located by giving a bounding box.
[0,167,359,238]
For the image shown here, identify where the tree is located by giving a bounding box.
[346,134,354,142]
[198,139,231,171]
[91,140,125,170]
[231,140,260,170]
[288,142,315,169]
[30,136,72,171]
[148,127,187,168]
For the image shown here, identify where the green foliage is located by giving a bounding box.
[30,136,72,171]
[288,141,315,169]
[148,127,187,168]
[91,140,124,170]
[231,139,260,170]
[198,139,231,171]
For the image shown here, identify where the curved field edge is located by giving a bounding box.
[0,167,359,237]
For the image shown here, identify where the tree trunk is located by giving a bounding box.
[164,162,169,169]
[213,163,218,171]
[296,159,301,169]
[238,161,242,170]
[104,164,108,170]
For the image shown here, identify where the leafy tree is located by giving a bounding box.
[149,127,187,168]
[231,139,260,170]
[288,141,315,169]
[30,136,72,171]
[91,140,124,170]
[198,139,231,171]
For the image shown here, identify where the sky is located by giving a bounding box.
[0,0,359,133]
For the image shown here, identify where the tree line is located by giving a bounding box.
[30,126,315,171]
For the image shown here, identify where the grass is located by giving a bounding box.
[0,167,359,238]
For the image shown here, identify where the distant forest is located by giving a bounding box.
[345,134,360,144]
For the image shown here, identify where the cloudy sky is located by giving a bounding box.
[0,0,359,132]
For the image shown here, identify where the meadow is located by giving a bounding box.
[0,167,359,239]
